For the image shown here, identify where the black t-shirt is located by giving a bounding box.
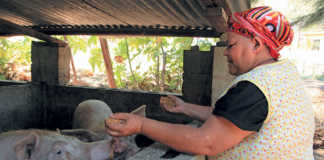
[212,81,268,132]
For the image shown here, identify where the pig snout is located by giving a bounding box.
[89,140,114,160]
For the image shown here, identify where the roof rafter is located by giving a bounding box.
[0,18,67,46]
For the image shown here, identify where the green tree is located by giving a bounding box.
[293,0,324,27]
[0,37,32,80]
[251,0,322,28]
[0,35,215,93]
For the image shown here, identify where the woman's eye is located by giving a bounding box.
[226,43,236,49]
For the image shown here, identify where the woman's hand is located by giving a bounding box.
[105,113,144,137]
[160,95,186,114]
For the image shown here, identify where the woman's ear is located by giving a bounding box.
[252,36,265,53]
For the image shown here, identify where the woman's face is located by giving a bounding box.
[224,32,257,76]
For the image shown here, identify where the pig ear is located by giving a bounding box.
[131,105,146,117]
[14,132,40,160]
[61,129,102,142]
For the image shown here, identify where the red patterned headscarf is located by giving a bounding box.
[227,6,294,59]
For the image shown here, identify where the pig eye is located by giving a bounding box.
[56,150,62,155]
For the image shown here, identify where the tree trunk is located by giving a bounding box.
[99,37,117,88]
[156,51,160,91]
[125,38,139,88]
[160,42,166,92]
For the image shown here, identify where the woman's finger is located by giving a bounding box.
[106,129,122,137]
[168,95,177,99]
[106,113,128,127]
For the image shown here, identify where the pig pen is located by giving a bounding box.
[0,42,215,159]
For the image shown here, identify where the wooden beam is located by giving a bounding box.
[0,18,67,47]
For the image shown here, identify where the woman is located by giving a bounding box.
[105,6,315,159]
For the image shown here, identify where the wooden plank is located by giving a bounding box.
[0,18,67,47]
[58,46,72,84]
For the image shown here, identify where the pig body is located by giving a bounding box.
[0,129,112,160]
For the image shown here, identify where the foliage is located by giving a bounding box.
[88,48,104,73]
[0,37,32,81]
[192,38,218,51]
[0,35,215,93]
[293,0,324,27]
[57,36,101,72]
[252,0,323,28]
[111,36,215,93]
[316,73,324,81]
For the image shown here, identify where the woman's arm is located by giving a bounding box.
[160,95,213,121]
[106,113,254,156]
[181,102,213,121]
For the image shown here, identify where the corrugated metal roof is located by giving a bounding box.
[0,0,249,37]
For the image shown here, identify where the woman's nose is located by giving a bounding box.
[223,49,228,56]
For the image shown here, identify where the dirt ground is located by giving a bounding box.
[304,80,324,160]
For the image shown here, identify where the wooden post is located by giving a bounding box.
[99,37,117,88]
[182,46,213,106]
[63,36,77,83]
[211,34,235,105]
[31,42,71,85]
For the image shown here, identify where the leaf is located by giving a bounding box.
[88,36,98,46]
[89,48,103,72]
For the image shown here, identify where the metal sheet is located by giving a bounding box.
[0,0,250,37]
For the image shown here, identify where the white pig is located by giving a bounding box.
[0,129,113,160]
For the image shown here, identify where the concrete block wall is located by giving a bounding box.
[0,83,42,132]
[0,42,219,133]
[45,85,190,129]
